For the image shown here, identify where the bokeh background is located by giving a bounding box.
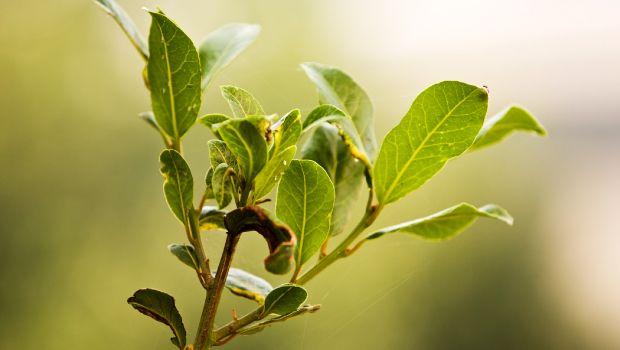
[1,0,619,349]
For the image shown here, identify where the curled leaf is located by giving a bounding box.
[225,206,296,274]
[127,289,186,348]
[222,268,274,303]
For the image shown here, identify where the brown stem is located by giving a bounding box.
[194,232,240,350]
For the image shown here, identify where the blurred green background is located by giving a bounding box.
[1,0,619,349]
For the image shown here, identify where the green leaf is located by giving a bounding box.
[127,289,186,348]
[276,160,335,266]
[301,125,364,236]
[262,284,307,316]
[302,104,347,131]
[212,163,233,209]
[93,0,149,60]
[303,104,370,166]
[217,119,268,183]
[225,206,296,274]
[159,150,193,223]
[301,63,374,237]
[270,109,302,158]
[300,125,339,179]
[470,105,547,150]
[222,268,273,303]
[221,85,264,118]
[367,203,513,241]
[199,23,261,88]
[198,113,230,136]
[253,146,297,201]
[147,11,202,140]
[203,168,215,199]
[168,243,199,270]
[374,81,488,206]
[208,139,239,173]
[243,115,272,139]
[199,205,226,231]
[300,62,377,159]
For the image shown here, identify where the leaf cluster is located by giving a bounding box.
[94,1,546,348]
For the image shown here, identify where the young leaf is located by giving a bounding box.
[216,119,268,183]
[221,85,264,118]
[301,63,374,236]
[223,268,274,303]
[271,109,302,158]
[199,205,226,231]
[93,0,149,60]
[147,11,202,140]
[225,206,296,274]
[261,284,307,316]
[276,160,335,266]
[203,168,215,199]
[300,62,377,159]
[303,104,370,166]
[374,81,488,206]
[168,243,199,270]
[212,163,233,209]
[159,150,193,223]
[198,113,231,136]
[199,23,261,88]
[253,145,297,201]
[208,139,239,173]
[470,105,547,150]
[127,289,186,348]
[367,203,513,241]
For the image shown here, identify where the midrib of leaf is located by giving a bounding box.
[157,21,179,139]
[296,166,308,264]
[391,213,486,229]
[380,88,480,204]
[266,286,293,314]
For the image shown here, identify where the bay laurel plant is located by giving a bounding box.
[94,1,547,349]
